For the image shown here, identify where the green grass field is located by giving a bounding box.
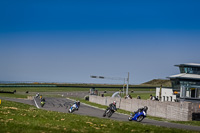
[0,100,195,133]
[0,93,28,98]
[0,87,156,92]
[0,87,91,92]
[0,87,155,100]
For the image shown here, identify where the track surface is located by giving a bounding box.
[2,97,200,132]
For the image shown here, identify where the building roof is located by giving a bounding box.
[168,73,200,80]
[175,63,200,68]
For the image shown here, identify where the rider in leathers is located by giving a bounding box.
[105,101,117,113]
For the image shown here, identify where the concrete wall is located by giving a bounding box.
[89,95,193,121]
[190,103,200,120]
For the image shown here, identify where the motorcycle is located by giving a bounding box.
[128,107,147,122]
[40,98,46,107]
[68,103,79,113]
[103,106,117,118]
[41,101,45,107]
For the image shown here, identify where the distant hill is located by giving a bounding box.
[141,79,171,87]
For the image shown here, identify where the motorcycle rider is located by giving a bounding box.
[41,97,45,102]
[75,100,80,110]
[104,101,117,115]
[76,100,80,108]
[134,106,148,114]
[36,93,39,98]
[41,97,46,107]
[72,101,79,110]
[129,106,148,122]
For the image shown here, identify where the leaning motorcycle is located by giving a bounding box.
[41,101,45,107]
[128,110,147,122]
[103,106,116,118]
[68,103,78,113]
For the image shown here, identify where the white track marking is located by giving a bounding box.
[33,96,40,109]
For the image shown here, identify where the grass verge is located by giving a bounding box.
[0,100,195,133]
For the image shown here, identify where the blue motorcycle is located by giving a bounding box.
[68,103,79,113]
[128,106,148,122]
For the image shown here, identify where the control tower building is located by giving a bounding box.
[169,63,200,101]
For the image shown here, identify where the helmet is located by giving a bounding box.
[144,106,148,111]
[113,101,117,105]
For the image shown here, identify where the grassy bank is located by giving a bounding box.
[0,100,194,133]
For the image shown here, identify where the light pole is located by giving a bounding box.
[123,78,125,95]
[126,72,129,95]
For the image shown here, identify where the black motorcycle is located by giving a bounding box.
[103,106,117,118]
[41,101,45,107]
[40,98,45,107]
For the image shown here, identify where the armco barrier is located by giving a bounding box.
[89,95,195,121]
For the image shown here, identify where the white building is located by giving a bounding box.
[156,87,177,102]
[157,63,200,102]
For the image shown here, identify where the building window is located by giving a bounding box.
[181,66,200,74]
[180,67,184,73]
[184,67,188,73]
[196,88,200,98]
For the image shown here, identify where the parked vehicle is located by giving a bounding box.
[128,106,148,122]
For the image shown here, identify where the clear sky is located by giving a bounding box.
[0,0,200,84]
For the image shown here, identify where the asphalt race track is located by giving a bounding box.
[2,97,200,132]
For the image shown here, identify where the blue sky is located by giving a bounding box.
[0,0,200,84]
